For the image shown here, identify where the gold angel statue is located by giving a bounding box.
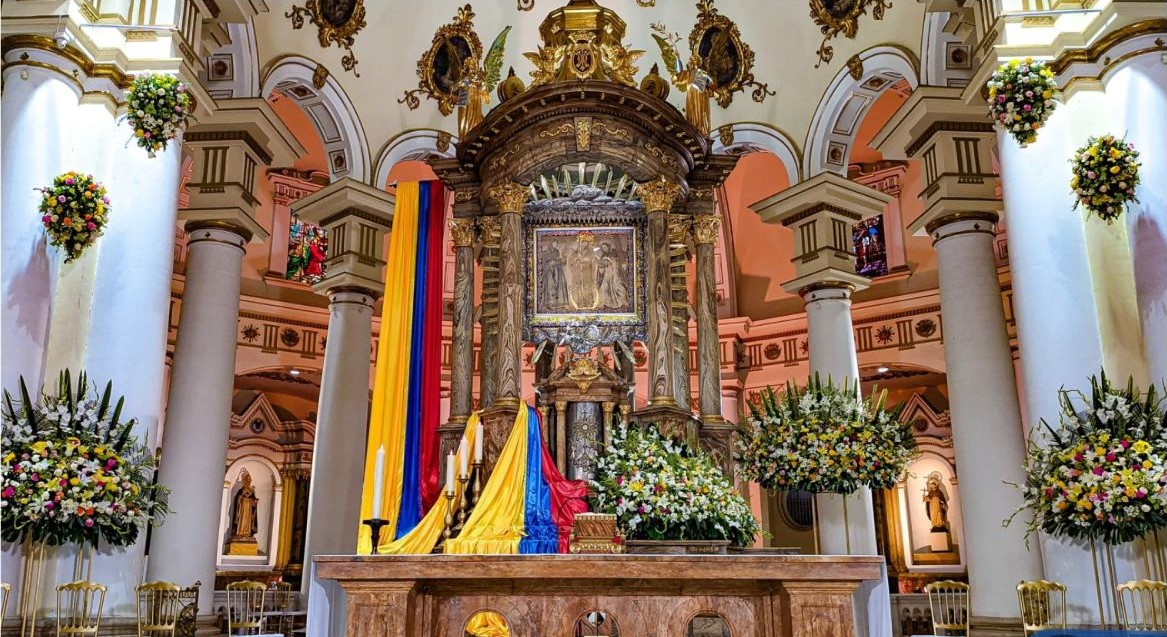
[458,25,511,137]
[651,25,713,136]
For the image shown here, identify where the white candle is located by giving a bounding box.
[371,445,385,519]
[445,452,456,495]
[458,439,469,477]
[474,421,484,463]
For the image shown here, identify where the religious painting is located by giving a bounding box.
[524,211,647,351]
[533,227,635,316]
[399,5,483,116]
[853,215,887,277]
[319,0,358,28]
[286,210,328,285]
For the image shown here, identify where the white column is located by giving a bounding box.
[303,289,377,635]
[932,215,1043,617]
[82,122,183,615]
[146,222,249,615]
[1000,90,1126,623]
[1106,56,1167,387]
[0,59,81,622]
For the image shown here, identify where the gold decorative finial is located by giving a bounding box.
[522,0,644,87]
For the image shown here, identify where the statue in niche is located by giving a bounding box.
[231,470,260,541]
[566,232,600,311]
[923,475,949,533]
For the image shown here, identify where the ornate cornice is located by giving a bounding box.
[925,211,999,238]
[185,219,254,243]
[449,218,477,247]
[2,34,131,91]
[318,206,390,229]
[637,177,682,212]
[487,181,530,214]
[185,130,274,165]
[692,215,721,245]
[905,121,996,158]
[1049,19,1167,75]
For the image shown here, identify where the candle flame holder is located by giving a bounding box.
[456,475,470,526]
[471,461,484,507]
[362,518,389,555]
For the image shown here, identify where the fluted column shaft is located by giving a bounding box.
[693,215,722,421]
[448,219,477,423]
[638,178,682,405]
[148,222,250,614]
[478,216,501,407]
[488,182,530,405]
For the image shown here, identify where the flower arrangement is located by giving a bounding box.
[591,423,759,547]
[125,73,192,157]
[1013,371,1166,546]
[986,58,1058,147]
[736,375,918,494]
[37,172,110,263]
[1,371,169,548]
[1070,134,1141,223]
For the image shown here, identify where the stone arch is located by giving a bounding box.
[373,129,456,187]
[919,12,974,89]
[203,23,260,100]
[260,56,369,182]
[710,122,801,183]
[804,45,920,177]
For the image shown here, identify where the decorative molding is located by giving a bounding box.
[487,182,530,214]
[904,121,995,158]
[810,0,892,69]
[185,130,274,165]
[285,0,366,77]
[637,178,682,213]
[692,215,721,245]
[449,218,477,247]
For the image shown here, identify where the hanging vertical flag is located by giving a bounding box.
[358,181,446,552]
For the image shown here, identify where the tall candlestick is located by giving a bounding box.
[474,421,484,463]
[371,445,385,518]
[459,440,469,477]
[445,452,456,495]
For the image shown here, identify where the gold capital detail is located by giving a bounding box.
[637,177,681,212]
[478,215,501,244]
[487,182,530,214]
[449,218,477,247]
[692,215,721,244]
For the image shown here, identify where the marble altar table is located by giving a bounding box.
[314,553,883,637]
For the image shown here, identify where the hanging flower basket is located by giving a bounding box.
[1011,371,1166,546]
[37,172,109,263]
[735,375,918,495]
[986,58,1058,147]
[1,371,170,548]
[591,423,759,548]
[125,73,192,157]
[1070,134,1141,223]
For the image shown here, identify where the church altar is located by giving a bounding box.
[314,553,883,637]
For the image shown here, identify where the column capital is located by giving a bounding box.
[926,211,999,241]
[637,177,682,212]
[487,181,530,214]
[293,177,396,298]
[449,218,478,247]
[691,215,721,244]
[478,215,501,245]
[752,172,885,295]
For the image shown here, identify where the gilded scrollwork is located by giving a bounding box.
[637,177,682,213]
[691,215,721,245]
[449,218,478,247]
[285,0,366,77]
[487,181,530,214]
[810,0,893,69]
[398,5,484,116]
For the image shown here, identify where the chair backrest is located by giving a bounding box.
[226,581,268,635]
[136,581,183,637]
[1116,579,1167,631]
[268,582,294,612]
[1017,580,1067,635]
[55,580,107,637]
[2,582,10,628]
[925,580,970,635]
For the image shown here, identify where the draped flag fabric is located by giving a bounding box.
[372,406,588,555]
[359,181,446,552]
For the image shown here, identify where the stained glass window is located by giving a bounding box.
[854,216,888,278]
[286,210,327,285]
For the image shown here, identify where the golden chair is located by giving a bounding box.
[2,582,11,630]
[268,581,294,611]
[924,580,970,636]
[226,581,268,635]
[1016,580,1066,636]
[136,581,183,637]
[55,580,107,637]
[1116,579,1167,631]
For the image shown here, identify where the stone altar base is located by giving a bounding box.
[315,554,883,637]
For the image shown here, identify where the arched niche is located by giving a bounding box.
[217,455,284,570]
[464,609,510,637]
[686,611,732,637]
[572,609,620,636]
[260,55,370,182]
[804,45,920,177]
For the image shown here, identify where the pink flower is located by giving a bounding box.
[144,132,151,139]
[105,458,117,469]
[65,178,75,185]
[102,197,110,204]
[58,195,67,203]
[44,501,54,510]
[1105,453,1116,462]
[998,95,1006,103]
[1023,104,1032,111]
[86,222,96,231]
[1092,466,1104,476]
[84,518,94,527]
[59,478,69,487]
[1120,439,1131,449]
[1,487,14,499]
[42,215,51,223]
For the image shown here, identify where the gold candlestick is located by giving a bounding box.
[470,461,483,507]
[456,475,470,526]
[437,489,456,553]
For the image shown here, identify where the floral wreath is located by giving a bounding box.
[125,73,192,157]
[1,371,169,548]
[37,172,109,263]
[1011,371,1166,546]
[1070,134,1141,223]
[986,58,1058,147]
[736,375,918,495]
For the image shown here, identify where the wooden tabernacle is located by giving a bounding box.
[314,554,882,637]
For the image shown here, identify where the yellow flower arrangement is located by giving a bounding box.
[1070,134,1141,223]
